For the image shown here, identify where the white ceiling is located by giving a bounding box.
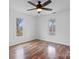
[10,0,70,16]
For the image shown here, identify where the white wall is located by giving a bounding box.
[10,8,70,46]
[9,9,36,46]
[36,10,70,46]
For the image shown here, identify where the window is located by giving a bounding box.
[16,17,23,36]
[48,19,56,35]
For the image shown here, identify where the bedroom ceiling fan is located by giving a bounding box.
[27,0,53,13]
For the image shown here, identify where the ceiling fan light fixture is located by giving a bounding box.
[37,8,42,12]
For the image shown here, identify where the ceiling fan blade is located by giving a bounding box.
[42,8,53,11]
[27,1,36,6]
[27,8,36,11]
[42,0,52,7]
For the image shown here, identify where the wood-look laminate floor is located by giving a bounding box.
[9,39,70,59]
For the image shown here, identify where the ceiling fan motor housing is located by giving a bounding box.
[36,1,43,9]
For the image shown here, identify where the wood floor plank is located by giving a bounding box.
[9,39,70,59]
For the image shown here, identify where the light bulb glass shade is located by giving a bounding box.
[37,8,42,12]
